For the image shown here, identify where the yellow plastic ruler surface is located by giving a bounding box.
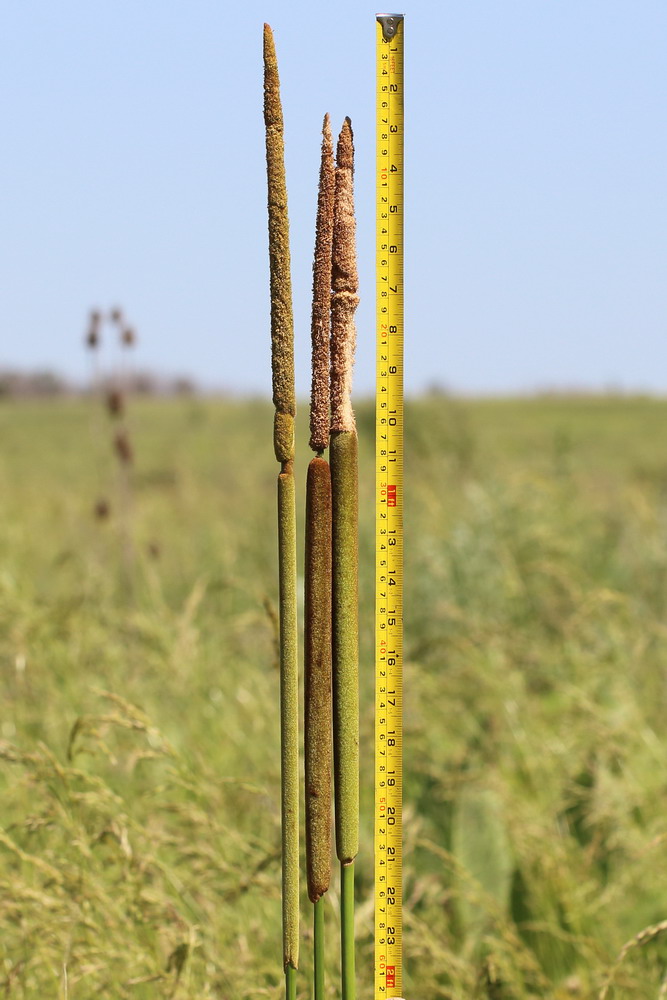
[375,12,404,1000]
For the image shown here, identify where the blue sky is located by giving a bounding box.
[1,1,666,394]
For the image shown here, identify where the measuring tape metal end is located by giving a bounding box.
[376,13,404,42]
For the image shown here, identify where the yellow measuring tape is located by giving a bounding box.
[375,13,404,1000]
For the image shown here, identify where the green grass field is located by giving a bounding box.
[2,394,667,998]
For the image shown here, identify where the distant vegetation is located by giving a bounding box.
[1,395,667,997]
[0,369,198,398]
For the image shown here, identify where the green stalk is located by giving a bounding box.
[314,896,326,1000]
[340,861,356,1000]
[285,964,297,1000]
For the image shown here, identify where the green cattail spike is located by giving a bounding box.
[264,23,296,466]
[277,470,299,972]
[264,23,299,987]
[330,428,359,865]
[310,114,335,454]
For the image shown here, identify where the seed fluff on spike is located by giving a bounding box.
[330,118,359,436]
[264,23,296,469]
[309,114,335,455]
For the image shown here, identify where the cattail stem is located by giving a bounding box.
[264,23,299,991]
[340,861,356,1000]
[314,895,326,1000]
[285,964,297,1000]
[305,112,336,1000]
[330,116,359,1000]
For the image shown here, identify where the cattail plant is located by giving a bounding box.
[84,309,109,519]
[330,117,360,1000]
[105,307,137,587]
[121,326,136,348]
[305,113,335,1000]
[263,24,299,1000]
[85,309,102,358]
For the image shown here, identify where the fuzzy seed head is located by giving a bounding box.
[330,118,359,435]
[264,24,295,438]
[309,114,335,454]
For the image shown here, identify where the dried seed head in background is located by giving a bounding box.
[309,114,335,455]
[106,389,124,418]
[113,430,133,466]
[109,308,124,325]
[93,498,110,520]
[121,327,136,348]
[330,118,359,434]
[263,23,296,466]
[86,310,101,349]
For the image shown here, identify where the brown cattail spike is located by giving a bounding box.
[309,114,335,455]
[304,457,333,902]
[330,118,359,434]
[264,23,295,466]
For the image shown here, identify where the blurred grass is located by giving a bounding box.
[1,394,667,997]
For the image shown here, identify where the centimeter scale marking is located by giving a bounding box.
[375,13,404,1000]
